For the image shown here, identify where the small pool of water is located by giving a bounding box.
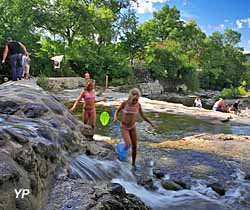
[65,102,250,141]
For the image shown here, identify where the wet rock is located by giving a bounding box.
[138,177,156,190]
[37,127,55,142]
[109,183,126,195]
[0,154,20,184]
[23,103,49,118]
[42,97,64,115]
[0,100,20,114]
[58,128,75,149]
[153,168,165,179]
[207,183,226,196]
[14,145,37,172]
[244,174,250,180]
[161,179,183,191]
[4,128,29,144]
[172,178,188,189]
[44,180,152,210]
[0,131,8,146]
[0,80,92,210]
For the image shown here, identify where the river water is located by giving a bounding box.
[66,103,250,210]
[70,155,250,210]
[65,103,250,140]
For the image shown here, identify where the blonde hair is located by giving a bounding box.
[127,88,141,103]
[85,79,95,90]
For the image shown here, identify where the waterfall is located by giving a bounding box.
[70,155,135,182]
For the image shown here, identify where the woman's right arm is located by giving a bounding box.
[2,45,8,63]
[70,91,85,112]
[114,101,125,122]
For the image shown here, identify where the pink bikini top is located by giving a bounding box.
[84,91,95,101]
[123,102,140,114]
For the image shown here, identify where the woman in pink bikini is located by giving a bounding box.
[114,88,155,168]
[70,79,106,129]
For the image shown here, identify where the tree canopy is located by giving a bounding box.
[0,1,249,91]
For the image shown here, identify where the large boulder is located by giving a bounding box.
[0,80,91,210]
[47,77,85,91]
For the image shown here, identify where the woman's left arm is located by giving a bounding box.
[139,104,155,128]
[95,97,107,103]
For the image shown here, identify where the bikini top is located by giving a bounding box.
[84,91,95,101]
[123,102,140,114]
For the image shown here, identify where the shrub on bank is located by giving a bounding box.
[220,86,247,99]
[37,74,49,90]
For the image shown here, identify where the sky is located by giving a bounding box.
[132,0,250,52]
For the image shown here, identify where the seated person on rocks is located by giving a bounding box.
[194,96,202,108]
[213,98,224,112]
[225,104,235,113]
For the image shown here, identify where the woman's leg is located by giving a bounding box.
[17,54,23,79]
[10,55,17,81]
[83,110,89,124]
[90,109,96,129]
[121,127,131,147]
[129,127,137,166]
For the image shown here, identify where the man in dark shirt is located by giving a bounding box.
[2,37,28,81]
[232,99,241,114]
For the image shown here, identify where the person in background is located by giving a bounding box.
[70,79,106,129]
[2,37,28,81]
[84,71,90,89]
[194,96,202,108]
[113,88,155,170]
[232,99,241,115]
[22,54,31,79]
[213,98,224,112]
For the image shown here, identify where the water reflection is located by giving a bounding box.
[65,103,250,141]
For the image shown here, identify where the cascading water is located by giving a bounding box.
[70,155,250,210]
[112,178,228,210]
[70,155,135,182]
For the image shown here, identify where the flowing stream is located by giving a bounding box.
[70,155,250,210]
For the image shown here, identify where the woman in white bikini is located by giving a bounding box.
[114,88,155,168]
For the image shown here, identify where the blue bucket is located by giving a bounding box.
[116,143,130,161]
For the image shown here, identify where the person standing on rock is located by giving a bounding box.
[2,37,29,81]
[70,79,106,129]
[113,88,155,170]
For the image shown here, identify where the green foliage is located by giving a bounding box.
[220,86,247,99]
[37,74,49,90]
[145,40,199,90]
[1,1,249,92]
[199,31,246,90]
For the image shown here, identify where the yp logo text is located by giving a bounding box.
[15,189,30,199]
